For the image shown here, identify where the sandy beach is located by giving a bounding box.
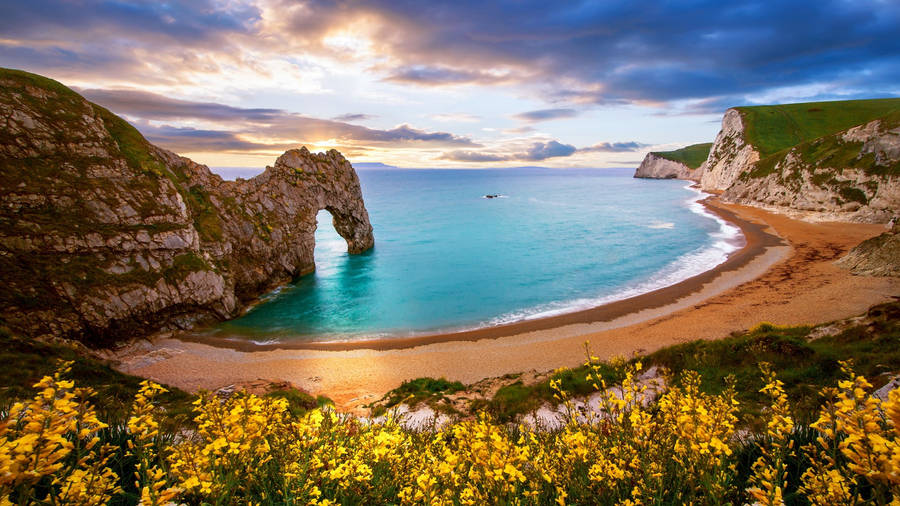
[115,199,899,411]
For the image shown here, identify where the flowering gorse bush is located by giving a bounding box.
[2,359,900,504]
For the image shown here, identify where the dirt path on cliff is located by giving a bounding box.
[114,201,899,414]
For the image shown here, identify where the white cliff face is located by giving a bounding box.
[633,153,701,181]
[700,109,760,192]
[720,118,900,223]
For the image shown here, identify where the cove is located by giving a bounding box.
[210,168,741,344]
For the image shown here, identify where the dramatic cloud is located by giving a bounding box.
[514,108,578,122]
[283,0,900,104]
[3,0,899,166]
[580,141,648,153]
[6,0,897,106]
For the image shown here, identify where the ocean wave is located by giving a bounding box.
[485,184,744,326]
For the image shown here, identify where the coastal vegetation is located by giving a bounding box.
[746,109,900,182]
[4,304,900,504]
[3,341,900,504]
[651,143,712,169]
[736,98,900,159]
[373,301,900,425]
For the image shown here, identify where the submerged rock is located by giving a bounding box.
[0,69,374,345]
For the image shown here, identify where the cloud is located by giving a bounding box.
[384,65,513,86]
[3,0,899,138]
[81,88,281,121]
[524,140,576,160]
[514,108,578,122]
[441,140,577,162]
[579,141,648,153]
[82,88,478,152]
[332,113,376,122]
[274,0,900,104]
[137,124,286,153]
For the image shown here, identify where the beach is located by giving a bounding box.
[114,199,900,412]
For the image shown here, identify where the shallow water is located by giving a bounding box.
[211,168,741,343]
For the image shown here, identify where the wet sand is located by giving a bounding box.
[115,199,899,411]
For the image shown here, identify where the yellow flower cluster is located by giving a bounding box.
[4,358,900,504]
[1,362,120,505]
[798,361,900,504]
[747,362,796,505]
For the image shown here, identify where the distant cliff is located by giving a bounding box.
[634,143,710,181]
[0,68,374,344]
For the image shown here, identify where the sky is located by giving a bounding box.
[2,0,899,169]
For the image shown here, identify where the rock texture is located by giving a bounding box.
[699,109,760,192]
[0,69,373,345]
[836,223,900,277]
[720,114,900,223]
[633,153,700,181]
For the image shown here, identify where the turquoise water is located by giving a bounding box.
[212,168,741,343]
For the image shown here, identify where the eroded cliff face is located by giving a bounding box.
[699,109,760,192]
[633,153,700,181]
[720,115,900,223]
[0,69,373,344]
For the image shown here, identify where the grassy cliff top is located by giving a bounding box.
[651,142,712,169]
[736,97,900,158]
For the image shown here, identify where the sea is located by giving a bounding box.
[207,167,742,344]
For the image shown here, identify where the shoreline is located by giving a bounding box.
[115,200,899,412]
[179,197,775,352]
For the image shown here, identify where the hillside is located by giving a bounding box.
[0,68,374,345]
[653,142,712,169]
[736,98,900,158]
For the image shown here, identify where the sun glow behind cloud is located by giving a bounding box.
[2,0,898,168]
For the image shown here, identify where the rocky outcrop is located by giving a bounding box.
[699,109,760,192]
[633,153,700,181]
[836,223,900,277]
[720,114,900,223]
[0,69,373,345]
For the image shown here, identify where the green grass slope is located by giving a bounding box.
[736,97,900,158]
[652,142,712,169]
[746,108,900,182]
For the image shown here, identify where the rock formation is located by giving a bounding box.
[699,109,760,192]
[0,69,374,345]
[633,153,699,181]
[836,223,900,277]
